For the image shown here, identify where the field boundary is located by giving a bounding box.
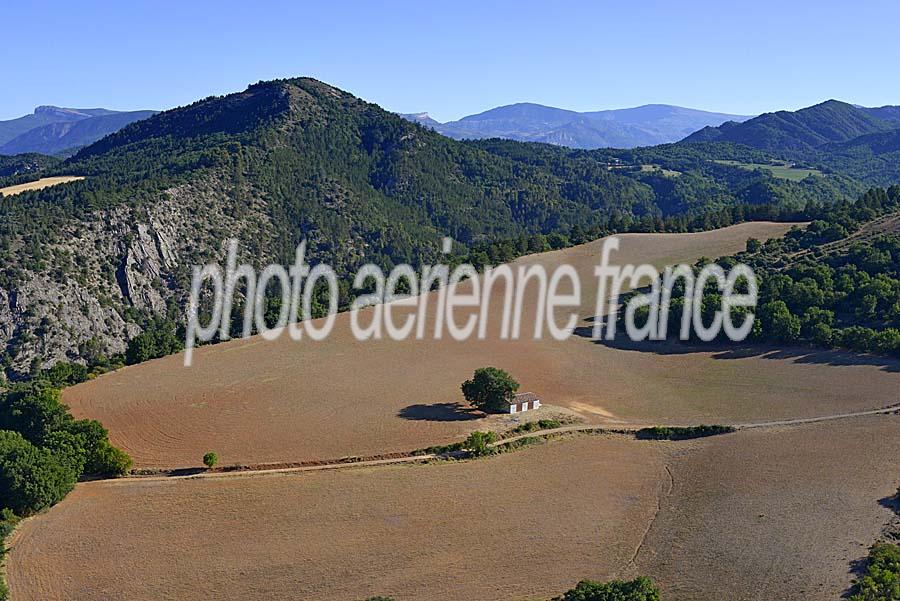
[100,402,900,484]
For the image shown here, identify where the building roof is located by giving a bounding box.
[510,392,539,405]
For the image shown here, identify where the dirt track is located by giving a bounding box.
[8,435,668,601]
[9,414,899,601]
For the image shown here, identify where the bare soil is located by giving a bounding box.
[9,416,899,600]
[8,435,667,601]
[635,414,900,600]
[62,222,900,469]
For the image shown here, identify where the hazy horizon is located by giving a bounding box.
[3,0,900,122]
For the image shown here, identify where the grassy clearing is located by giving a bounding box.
[640,164,681,177]
[714,160,822,181]
[0,176,85,197]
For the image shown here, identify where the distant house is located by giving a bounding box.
[508,392,541,414]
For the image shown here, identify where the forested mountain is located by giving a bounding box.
[0,107,156,157]
[0,78,654,376]
[1,77,897,379]
[861,105,900,121]
[0,153,60,180]
[400,102,750,148]
[682,100,900,151]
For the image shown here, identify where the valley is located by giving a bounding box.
[5,220,898,600]
[1,57,899,601]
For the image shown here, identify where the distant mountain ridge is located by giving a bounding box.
[0,106,157,156]
[401,103,751,148]
[682,100,900,151]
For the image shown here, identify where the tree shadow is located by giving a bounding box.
[574,316,900,373]
[398,402,483,422]
[166,467,206,477]
[877,492,900,517]
[843,492,900,597]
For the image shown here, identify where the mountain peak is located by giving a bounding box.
[681,99,896,151]
[34,105,91,119]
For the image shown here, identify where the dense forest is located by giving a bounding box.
[632,186,900,357]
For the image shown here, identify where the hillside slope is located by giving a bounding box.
[682,100,897,151]
[0,77,659,375]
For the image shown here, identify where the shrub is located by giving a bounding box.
[509,418,563,435]
[125,318,182,365]
[66,419,132,476]
[636,424,735,440]
[557,576,660,601]
[461,367,519,413]
[495,436,541,453]
[0,509,19,601]
[463,431,497,456]
[848,542,900,601]
[414,442,465,456]
[203,451,218,469]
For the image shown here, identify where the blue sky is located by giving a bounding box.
[3,0,899,122]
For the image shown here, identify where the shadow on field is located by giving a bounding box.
[398,403,483,421]
[843,493,900,598]
[574,317,900,373]
[166,467,206,477]
[878,493,900,517]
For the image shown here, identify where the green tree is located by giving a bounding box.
[65,419,132,476]
[759,301,801,343]
[463,431,498,456]
[203,451,218,469]
[0,431,78,515]
[0,383,71,445]
[125,318,183,365]
[461,367,519,413]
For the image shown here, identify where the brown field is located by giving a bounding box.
[9,416,899,600]
[63,221,900,469]
[637,415,900,600]
[8,435,668,601]
[0,176,84,196]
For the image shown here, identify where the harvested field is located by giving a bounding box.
[9,416,899,600]
[0,176,84,196]
[7,435,668,601]
[62,221,900,469]
[636,414,900,600]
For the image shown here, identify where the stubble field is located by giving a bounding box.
[9,415,899,600]
[0,176,84,196]
[61,222,900,470]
